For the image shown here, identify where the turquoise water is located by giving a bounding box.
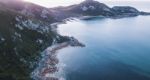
[57,16,150,80]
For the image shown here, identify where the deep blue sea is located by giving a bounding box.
[57,2,150,80]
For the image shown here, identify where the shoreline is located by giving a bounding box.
[30,7,150,80]
[32,37,85,80]
[31,13,150,80]
[32,42,70,80]
[32,15,85,80]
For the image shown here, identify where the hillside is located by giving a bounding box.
[51,0,150,20]
[0,0,150,80]
[0,1,69,80]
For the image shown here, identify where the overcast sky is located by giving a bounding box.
[23,0,150,8]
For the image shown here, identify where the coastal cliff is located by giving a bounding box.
[0,0,69,80]
[0,0,150,80]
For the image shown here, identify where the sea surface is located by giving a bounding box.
[57,2,150,80]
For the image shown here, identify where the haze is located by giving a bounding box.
[24,0,149,8]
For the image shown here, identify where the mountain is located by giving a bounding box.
[0,0,150,80]
[51,0,150,20]
[0,0,69,80]
[50,0,114,20]
[0,0,58,23]
[65,0,114,16]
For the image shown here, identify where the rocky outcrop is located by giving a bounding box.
[32,37,84,80]
[140,11,150,15]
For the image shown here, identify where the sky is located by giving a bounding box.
[23,0,150,8]
[24,0,84,7]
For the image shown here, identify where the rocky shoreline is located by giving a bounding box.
[0,0,150,80]
[31,0,150,79]
[32,36,85,80]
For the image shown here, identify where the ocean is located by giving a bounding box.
[57,1,150,80]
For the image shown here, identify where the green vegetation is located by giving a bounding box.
[0,3,68,80]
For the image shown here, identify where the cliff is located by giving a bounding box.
[0,0,150,80]
[0,1,69,80]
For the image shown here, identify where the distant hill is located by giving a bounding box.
[51,0,150,20]
[0,0,150,80]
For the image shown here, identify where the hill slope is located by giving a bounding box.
[51,0,150,20]
[0,0,150,80]
[0,1,68,80]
